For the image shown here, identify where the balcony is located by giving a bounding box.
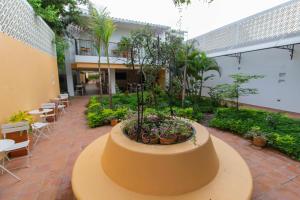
[75,39,126,57]
[74,39,129,65]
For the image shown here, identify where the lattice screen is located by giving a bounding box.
[0,0,56,56]
[194,0,300,54]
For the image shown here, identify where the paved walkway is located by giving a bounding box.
[0,97,299,200]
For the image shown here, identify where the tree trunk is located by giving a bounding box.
[98,56,103,101]
[106,48,113,109]
[236,86,239,110]
[199,70,204,98]
[181,64,187,107]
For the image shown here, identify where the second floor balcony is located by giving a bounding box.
[75,39,128,58]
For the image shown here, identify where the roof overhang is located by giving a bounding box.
[72,63,132,70]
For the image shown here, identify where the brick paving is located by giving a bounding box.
[0,97,299,200]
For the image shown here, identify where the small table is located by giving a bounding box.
[28,109,53,115]
[0,139,20,180]
[0,139,14,152]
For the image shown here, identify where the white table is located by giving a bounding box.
[0,139,14,152]
[28,108,53,115]
[52,97,67,101]
[0,139,20,180]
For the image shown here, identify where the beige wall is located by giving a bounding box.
[0,32,60,123]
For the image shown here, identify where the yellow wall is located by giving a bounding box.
[0,32,60,123]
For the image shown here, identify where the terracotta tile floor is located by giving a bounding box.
[0,97,299,200]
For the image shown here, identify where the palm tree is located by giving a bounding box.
[89,7,108,100]
[189,52,221,97]
[102,17,116,109]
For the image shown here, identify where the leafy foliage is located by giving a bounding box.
[187,52,221,97]
[28,0,88,35]
[215,73,264,110]
[210,108,300,160]
[8,111,34,125]
[27,0,88,73]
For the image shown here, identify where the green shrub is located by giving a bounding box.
[113,107,129,120]
[210,107,300,160]
[173,107,203,121]
[268,133,300,159]
[87,109,114,128]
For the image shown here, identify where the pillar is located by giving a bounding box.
[109,68,116,94]
[64,38,75,96]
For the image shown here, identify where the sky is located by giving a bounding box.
[90,0,290,39]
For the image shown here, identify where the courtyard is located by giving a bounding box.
[0,97,299,200]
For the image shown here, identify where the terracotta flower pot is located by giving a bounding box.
[128,132,138,141]
[177,134,188,143]
[141,133,159,144]
[160,134,177,145]
[253,136,267,147]
[142,133,150,144]
[149,135,159,144]
[111,119,119,126]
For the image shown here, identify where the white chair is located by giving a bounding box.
[40,103,56,123]
[31,122,50,146]
[59,93,70,107]
[1,121,31,180]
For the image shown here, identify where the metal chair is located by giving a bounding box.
[31,122,50,146]
[40,103,56,123]
[1,121,31,180]
[59,93,70,107]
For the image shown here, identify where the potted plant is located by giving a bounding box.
[110,118,119,126]
[159,124,177,145]
[247,126,267,147]
[7,111,34,157]
[141,127,159,144]
[110,108,129,126]
[123,120,138,140]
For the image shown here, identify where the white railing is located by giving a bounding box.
[194,0,300,56]
[0,0,56,56]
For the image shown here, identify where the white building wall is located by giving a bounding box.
[203,45,300,113]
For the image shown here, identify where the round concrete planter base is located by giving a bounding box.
[72,122,253,200]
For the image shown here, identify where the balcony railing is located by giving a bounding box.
[75,39,125,57]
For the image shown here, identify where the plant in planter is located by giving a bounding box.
[110,107,129,126]
[247,126,268,147]
[141,126,160,144]
[9,111,34,125]
[123,115,194,145]
[7,111,34,157]
[123,119,138,141]
[159,123,178,145]
[175,120,194,142]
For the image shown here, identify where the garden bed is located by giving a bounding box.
[122,115,195,145]
[210,108,300,160]
[86,94,205,128]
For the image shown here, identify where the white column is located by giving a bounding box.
[65,38,75,96]
[109,68,116,94]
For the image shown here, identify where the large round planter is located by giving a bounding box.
[72,121,253,200]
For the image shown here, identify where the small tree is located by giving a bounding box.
[187,52,221,98]
[117,28,157,139]
[221,73,264,110]
[89,7,108,100]
[162,31,185,114]
[102,17,116,108]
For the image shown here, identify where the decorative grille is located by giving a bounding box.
[0,0,56,56]
[194,0,300,55]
